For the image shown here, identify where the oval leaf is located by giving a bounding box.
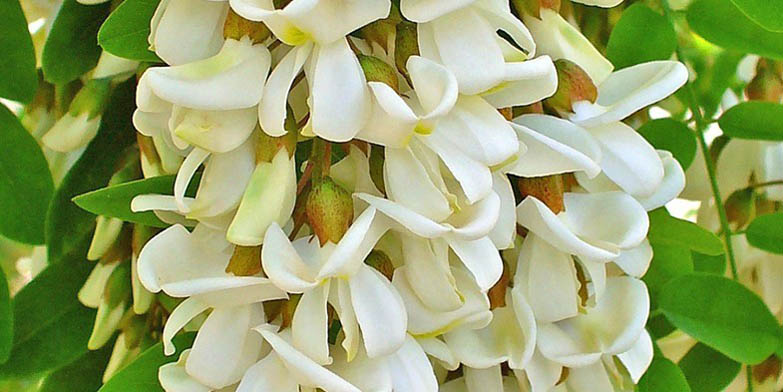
[99,333,195,392]
[45,81,137,263]
[730,0,783,33]
[688,0,783,61]
[638,357,691,392]
[606,4,677,69]
[660,273,782,364]
[98,0,162,62]
[679,343,741,392]
[638,118,697,170]
[746,212,783,254]
[719,101,783,141]
[42,0,111,84]
[0,0,38,102]
[648,209,725,256]
[73,174,200,228]
[0,104,54,245]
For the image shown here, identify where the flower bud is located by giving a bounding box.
[358,54,399,93]
[511,0,561,18]
[725,188,755,229]
[746,59,783,102]
[365,250,394,280]
[518,175,565,214]
[306,177,354,246]
[545,59,597,114]
[89,262,131,349]
[360,4,401,52]
[42,78,112,152]
[224,9,272,44]
[132,225,158,314]
[395,21,419,81]
[225,245,262,276]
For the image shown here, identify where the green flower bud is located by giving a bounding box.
[360,3,402,52]
[746,59,783,102]
[69,78,112,119]
[725,188,755,229]
[545,59,597,114]
[105,262,132,309]
[365,250,394,280]
[358,54,399,93]
[395,21,419,81]
[257,106,298,163]
[306,177,354,246]
[226,245,262,276]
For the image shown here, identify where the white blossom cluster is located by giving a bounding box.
[123,0,690,390]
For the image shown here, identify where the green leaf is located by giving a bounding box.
[0,104,54,245]
[0,267,11,365]
[638,118,697,170]
[647,313,676,339]
[638,357,691,392]
[42,0,111,84]
[39,343,113,392]
[98,0,161,62]
[73,174,200,228]
[691,252,726,275]
[605,4,677,69]
[679,343,741,392]
[0,237,97,377]
[0,0,38,102]
[730,0,783,32]
[719,101,783,141]
[660,273,782,364]
[648,209,725,256]
[45,80,137,263]
[644,242,693,300]
[688,0,783,61]
[745,212,783,254]
[99,333,195,392]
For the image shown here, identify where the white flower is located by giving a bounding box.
[149,0,229,66]
[401,0,537,95]
[260,207,407,361]
[231,0,391,142]
[715,139,783,202]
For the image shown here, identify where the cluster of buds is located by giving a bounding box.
[114,0,693,391]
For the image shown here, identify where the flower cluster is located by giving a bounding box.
[122,0,689,390]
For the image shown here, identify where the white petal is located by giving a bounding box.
[292,282,332,365]
[420,133,493,204]
[260,223,320,293]
[489,173,516,250]
[152,0,227,65]
[564,361,614,392]
[171,106,257,153]
[516,197,618,260]
[465,366,504,391]
[137,225,232,294]
[426,9,505,94]
[446,236,503,292]
[189,139,256,218]
[563,191,649,251]
[523,9,613,85]
[187,305,266,388]
[513,350,562,392]
[716,139,758,201]
[515,234,579,323]
[283,0,390,45]
[417,336,459,371]
[145,39,271,110]
[384,147,452,222]
[159,350,212,392]
[259,43,313,136]
[329,279,361,361]
[309,39,370,142]
[358,83,418,148]
[509,115,602,178]
[319,207,390,279]
[617,329,654,383]
[571,61,688,127]
[78,261,118,308]
[236,353,298,392]
[473,0,536,55]
[639,151,686,210]
[613,239,653,278]
[400,0,475,22]
[570,0,622,7]
[355,193,449,238]
[588,121,665,198]
[227,150,297,246]
[329,347,393,392]
[162,297,210,356]
[402,235,463,312]
[482,56,558,108]
[386,335,439,392]
[349,265,407,358]
[536,277,650,366]
[393,266,491,336]
[445,191,501,241]
[408,55,459,123]
[254,325,361,392]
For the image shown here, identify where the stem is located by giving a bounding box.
[661,0,738,281]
